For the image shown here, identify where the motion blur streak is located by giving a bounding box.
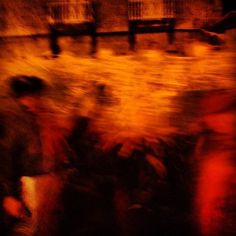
[0,1,235,235]
[193,89,236,236]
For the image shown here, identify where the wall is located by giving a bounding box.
[0,0,223,37]
[0,0,48,37]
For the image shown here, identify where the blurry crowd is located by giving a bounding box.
[0,75,235,236]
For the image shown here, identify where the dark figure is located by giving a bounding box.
[160,135,198,236]
[2,75,74,235]
[65,127,178,236]
[0,77,46,235]
[58,117,120,236]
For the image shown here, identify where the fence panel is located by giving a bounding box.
[128,0,175,20]
[48,0,93,24]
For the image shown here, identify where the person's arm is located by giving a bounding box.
[0,145,24,218]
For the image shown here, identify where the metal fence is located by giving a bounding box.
[47,0,93,24]
[128,0,175,20]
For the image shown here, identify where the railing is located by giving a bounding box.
[48,0,93,24]
[128,0,175,20]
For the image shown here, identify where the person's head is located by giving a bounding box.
[9,75,46,113]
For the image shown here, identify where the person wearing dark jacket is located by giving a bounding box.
[1,75,74,235]
[0,98,43,235]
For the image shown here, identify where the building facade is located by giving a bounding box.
[47,0,223,31]
[0,0,223,36]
